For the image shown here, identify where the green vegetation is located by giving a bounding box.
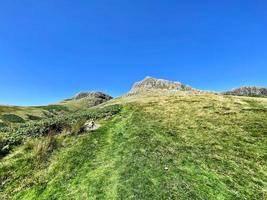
[34,105,69,113]
[0,94,110,125]
[26,115,42,121]
[0,105,122,158]
[0,104,69,125]
[0,105,48,123]
[0,122,7,128]
[1,114,25,123]
[0,93,266,199]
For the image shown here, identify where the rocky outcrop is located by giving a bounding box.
[129,76,195,94]
[73,92,112,101]
[223,86,267,97]
[72,92,113,106]
[61,92,113,108]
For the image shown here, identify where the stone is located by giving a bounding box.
[83,120,100,131]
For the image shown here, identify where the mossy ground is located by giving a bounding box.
[0,93,266,199]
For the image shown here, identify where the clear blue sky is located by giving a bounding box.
[0,0,266,105]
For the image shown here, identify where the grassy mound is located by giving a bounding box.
[0,93,266,199]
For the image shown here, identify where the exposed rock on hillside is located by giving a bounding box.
[129,76,195,94]
[62,92,113,108]
[83,120,100,131]
[223,86,267,97]
[73,92,112,101]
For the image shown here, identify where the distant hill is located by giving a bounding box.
[0,91,112,127]
[223,86,267,97]
[128,76,195,94]
[62,91,112,108]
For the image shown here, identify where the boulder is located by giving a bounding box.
[83,120,100,131]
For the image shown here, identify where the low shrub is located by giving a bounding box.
[35,105,69,113]
[0,122,7,128]
[1,114,25,123]
[27,115,42,121]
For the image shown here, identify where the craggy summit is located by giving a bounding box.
[72,92,112,101]
[129,76,194,94]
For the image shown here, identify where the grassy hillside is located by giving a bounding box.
[0,104,72,128]
[0,94,110,127]
[0,92,267,199]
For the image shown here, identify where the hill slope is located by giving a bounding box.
[60,91,113,110]
[223,86,267,97]
[1,89,266,199]
[0,92,112,127]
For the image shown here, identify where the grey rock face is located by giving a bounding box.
[129,76,194,94]
[223,86,267,97]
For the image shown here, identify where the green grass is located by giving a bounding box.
[0,93,266,199]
